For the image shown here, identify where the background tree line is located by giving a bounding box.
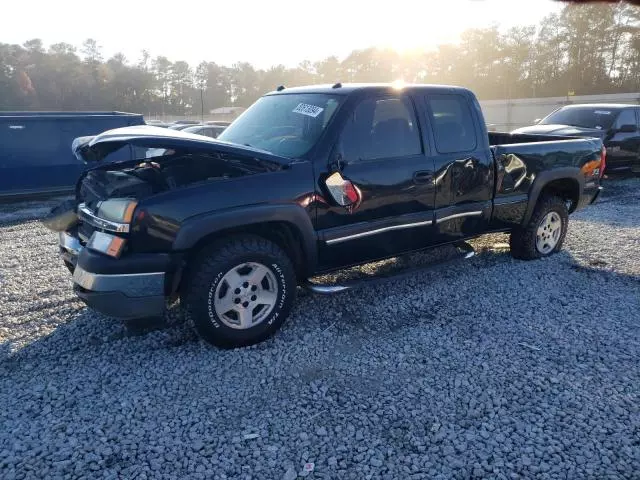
[0,2,638,116]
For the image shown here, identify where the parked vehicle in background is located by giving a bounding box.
[182,124,227,138]
[206,121,233,127]
[0,111,144,199]
[168,123,200,131]
[512,104,640,173]
[172,120,200,125]
[145,119,170,128]
[44,83,604,349]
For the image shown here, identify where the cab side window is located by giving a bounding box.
[339,96,422,162]
[426,94,477,154]
[614,109,636,129]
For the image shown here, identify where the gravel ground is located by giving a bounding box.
[0,178,639,479]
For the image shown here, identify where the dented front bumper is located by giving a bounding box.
[58,231,170,319]
[72,263,166,320]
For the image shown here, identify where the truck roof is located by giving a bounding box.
[265,83,473,96]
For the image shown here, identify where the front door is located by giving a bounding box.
[315,94,436,271]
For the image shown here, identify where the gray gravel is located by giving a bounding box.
[1,177,639,479]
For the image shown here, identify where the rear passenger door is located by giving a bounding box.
[315,94,436,270]
[423,93,494,241]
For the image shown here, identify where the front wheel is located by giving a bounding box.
[183,236,297,348]
[510,195,569,260]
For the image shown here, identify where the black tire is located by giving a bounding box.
[183,235,297,348]
[510,195,569,260]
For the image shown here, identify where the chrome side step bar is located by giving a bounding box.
[304,241,476,295]
[458,240,476,259]
[304,284,352,295]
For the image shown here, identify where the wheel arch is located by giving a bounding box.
[173,204,317,282]
[523,168,583,225]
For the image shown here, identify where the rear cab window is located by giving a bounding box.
[426,94,478,153]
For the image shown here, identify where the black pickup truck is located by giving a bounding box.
[43,83,605,348]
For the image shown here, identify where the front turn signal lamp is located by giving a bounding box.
[87,231,126,258]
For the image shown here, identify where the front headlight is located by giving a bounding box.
[96,199,138,223]
[87,231,126,258]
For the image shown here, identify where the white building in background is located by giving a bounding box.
[480,92,640,132]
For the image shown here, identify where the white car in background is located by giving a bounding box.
[182,124,227,138]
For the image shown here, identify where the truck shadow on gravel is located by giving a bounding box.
[0,303,197,369]
[2,235,638,367]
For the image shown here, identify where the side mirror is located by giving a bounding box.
[324,172,361,209]
[617,124,637,133]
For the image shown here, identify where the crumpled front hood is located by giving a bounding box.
[72,125,285,166]
[511,124,606,138]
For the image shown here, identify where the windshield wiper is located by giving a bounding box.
[243,143,272,154]
[251,156,283,170]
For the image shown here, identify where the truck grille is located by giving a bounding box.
[78,222,94,244]
[79,171,110,209]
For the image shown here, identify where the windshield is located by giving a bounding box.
[217,93,342,158]
[540,107,617,130]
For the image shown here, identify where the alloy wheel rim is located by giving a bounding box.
[213,262,278,329]
[536,211,562,254]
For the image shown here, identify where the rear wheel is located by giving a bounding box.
[510,195,568,260]
[183,235,296,348]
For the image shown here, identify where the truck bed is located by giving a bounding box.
[489,131,602,168]
[489,131,578,145]
[487,131,603,225]
[488,131,602,168]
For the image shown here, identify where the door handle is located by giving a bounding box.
[413,171,433,184]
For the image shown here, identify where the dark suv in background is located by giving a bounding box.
[512,104,640,173]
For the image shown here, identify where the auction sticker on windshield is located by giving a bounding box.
[293,103,324,118]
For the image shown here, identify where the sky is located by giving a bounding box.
[3,0,563,69]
